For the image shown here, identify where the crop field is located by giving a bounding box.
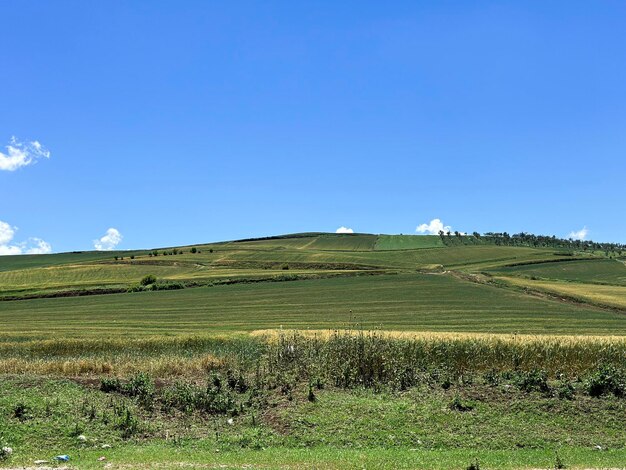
[0,250,139,272]
[0,261,358,298]
[374,234,444,250]
[492,258,626,285]
[0,233,625,469]
[2,274,625,339]
[496,275,626,310]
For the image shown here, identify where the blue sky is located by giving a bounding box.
[1,1,625,253]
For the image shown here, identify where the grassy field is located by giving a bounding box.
[0,233,625,468]
[374,234,444,250]
[2,274,624,339]
[0,261,359,298]
[496,275,626,310]
[492,258,626,285]
[1,374,625,469]
[0,250,143,272]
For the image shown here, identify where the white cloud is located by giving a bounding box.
[94,228,123,251]
[0,221,16,245]
[25,238,53,254]
[0,244,22,255]
[336,226,354,234]
[0,220,52,255]
[416,218,452,235]
[0,137,50,171]
[568,226,589,241]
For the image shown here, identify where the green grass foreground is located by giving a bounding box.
[9,446,626,469]
[1,376,625,469]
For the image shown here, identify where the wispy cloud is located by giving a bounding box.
[94,228,123,251]
[416,218,452,235]
[0,137,50,171]
[568,226,589,241]
[336,226,354,234]
[0,220,52,255]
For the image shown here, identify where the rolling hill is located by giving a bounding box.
[0,232,624,336]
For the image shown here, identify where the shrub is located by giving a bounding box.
[101,374,155,408]
[512,369,550,393]
[124,373,155,402]
[162,382,203,414]
[127,284,145,293]
[555,380,575,400]
[140,274,157,286]
[585,364,626,398]
[152,281,185,291]
[100,377,123,393]
[484,369,500,386]
[190,247,197,253]
[116,406,140,439]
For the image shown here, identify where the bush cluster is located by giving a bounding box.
[101,370,254,417]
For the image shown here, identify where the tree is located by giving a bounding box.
[140,274,157,286]
[190,247,197,254]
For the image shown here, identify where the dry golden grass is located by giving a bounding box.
[0,354,224,377]
[496,275,626,309]
[252,328,626,344]
[2,329,625,378]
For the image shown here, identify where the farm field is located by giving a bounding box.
[0,233,625,469]
[374,234,445,250]
[495,275,626,310]
[0,233,584,299]
[1,273,625,339]
[492,258,626,285]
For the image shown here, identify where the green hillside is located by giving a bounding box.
[2,274,624,340]
[374,234,444,250]
[492,258,626,285]
[0,232,620,334]
[0,233,590,299]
